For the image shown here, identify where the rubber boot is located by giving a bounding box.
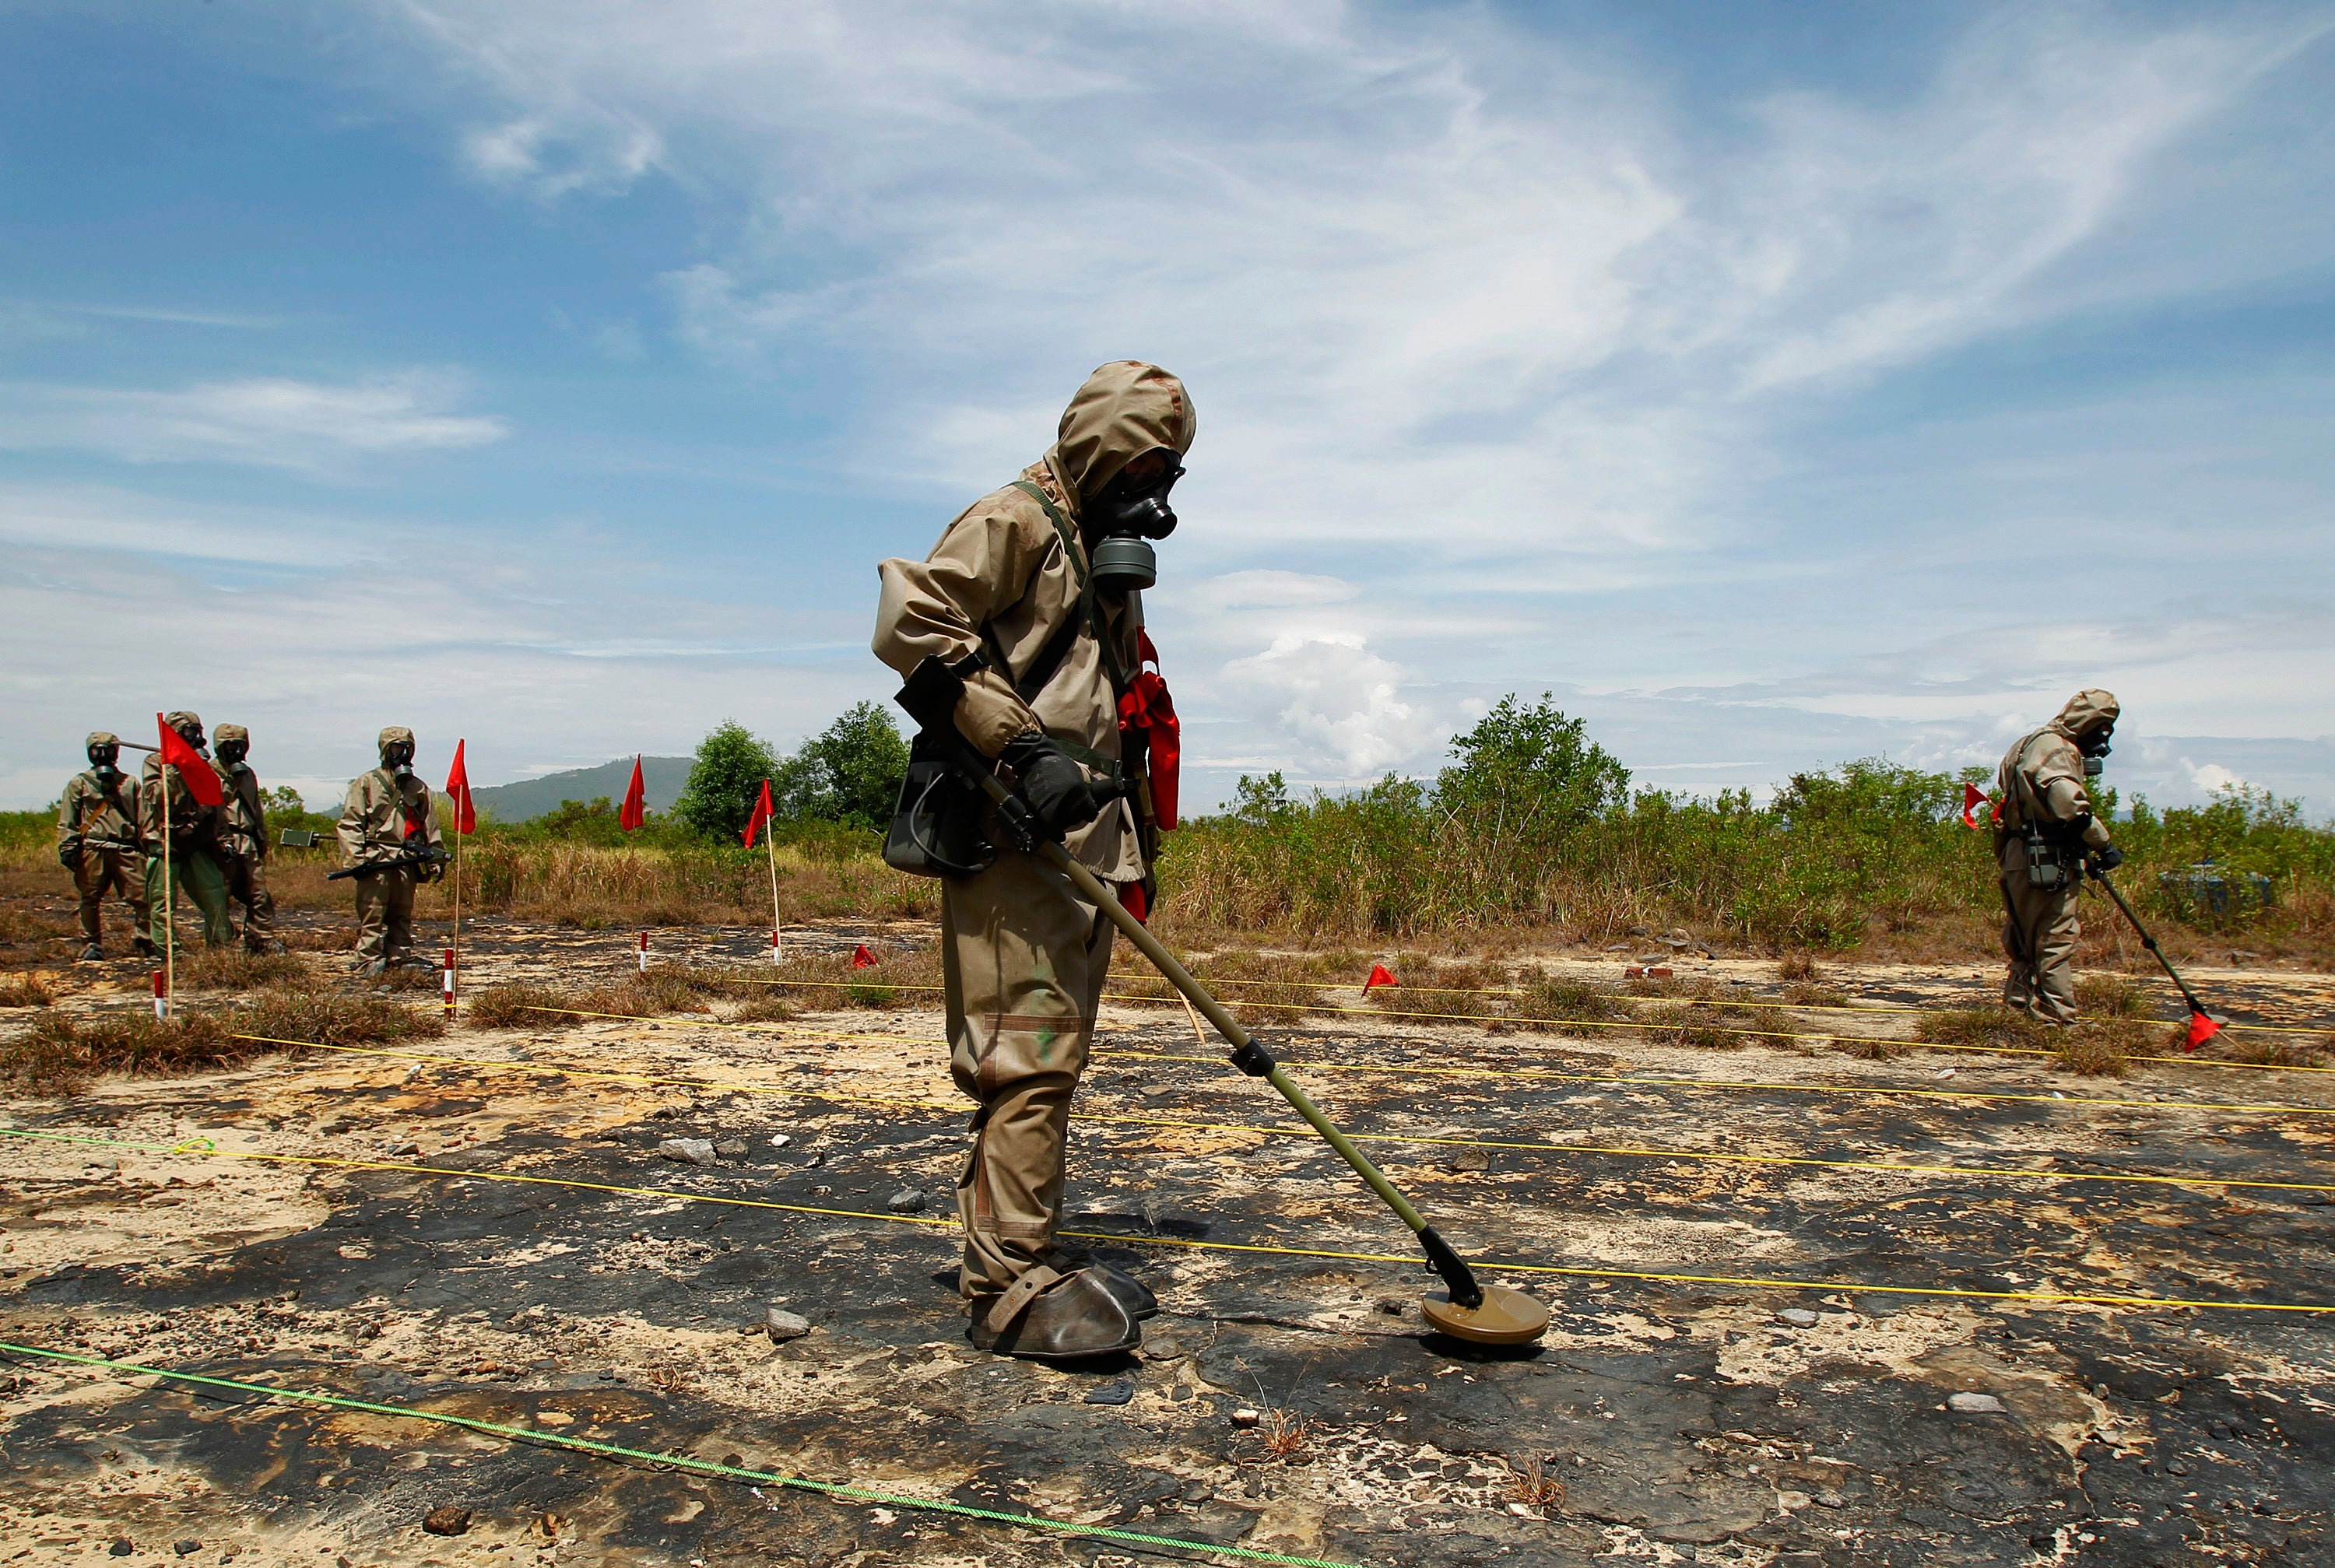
[132,936,156,959]
[1040,1247,1158,1321]
[967,1266,1140,1363]
[79,944,104,963]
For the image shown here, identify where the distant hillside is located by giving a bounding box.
[470,756,695,823]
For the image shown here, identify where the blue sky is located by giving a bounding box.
[2,1,2331,816]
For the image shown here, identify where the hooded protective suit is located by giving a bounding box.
[139,710,233,950]
[210,724,282,954]
[1994,689,2120,1023]
[57,732,153,955]
[871,362,1196,1317]
[338,726,444,972]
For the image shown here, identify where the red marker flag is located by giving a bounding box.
[156,714,223,807]
[2184,1012,2224,1051]
[851,944,878,969]
[444,739,476,835]
[1116,632,1182,830]
[620,755,648,833]
[1364,963,1399,991]
[742,779,775,848]
[1960,782,1991,830]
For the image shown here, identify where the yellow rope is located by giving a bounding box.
[8,1124,2326,1317]
[226,1034,2335,1197]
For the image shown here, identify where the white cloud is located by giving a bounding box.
[1219,630,1439,777]
[2186,759,2244,794]
[0,371,507,473]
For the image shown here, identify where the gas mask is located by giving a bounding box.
[88,742,118,777]
[2080,724,2113,778]
[1088,449,1184,593]
[217,738,248,770]
[176,722,209,759]
[383,740,415,775]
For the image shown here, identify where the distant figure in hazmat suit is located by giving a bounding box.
[1993,689,2123,1024]
[872,361,1192,1362]
[338,727,444,977]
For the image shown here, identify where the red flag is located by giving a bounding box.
[1116,632,1182,830]
[156,714,223,807]
[444,739,476,835]
[851,944,878,969]
[1960,782,1993,830]
[742,779,775,847]
[1118,881,1149,924]
[2184,1012,2224,1051]
[1364,963,1399,991]
[620,755,648,832]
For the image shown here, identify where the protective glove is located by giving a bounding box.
[2087,844,2126,877]
[999,732,1101,839]
[58,844,81,871]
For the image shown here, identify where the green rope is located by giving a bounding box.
[0,1341,1361,1568]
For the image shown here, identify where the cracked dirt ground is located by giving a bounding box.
[3,919,2333,1567]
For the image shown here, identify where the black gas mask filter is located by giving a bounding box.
[1088,450,1184,593]
[2080,724,2113,778]
[88,743,118,777]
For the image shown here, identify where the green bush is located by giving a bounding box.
[672,721,781,844]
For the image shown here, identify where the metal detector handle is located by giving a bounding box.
[955,754,1485,1310]
[2094,869,2213,1017]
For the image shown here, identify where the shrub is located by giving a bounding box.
[672,721,781,845]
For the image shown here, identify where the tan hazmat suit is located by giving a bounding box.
[1995,689,2119,1023]
[211,724,279,953]
[872,360,1195,1302]
[139,712,234,950]
[338,728,444,970]
[56,734,153,952]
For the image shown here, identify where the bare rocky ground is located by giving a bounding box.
[3,907,2333,1568]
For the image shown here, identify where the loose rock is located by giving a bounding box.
[886,1189,928,1214]
[764,1308,812,1342]
[1230,1408,1262,1429]
[422,1506,472,1537]
[714,1138,750,1159]
[1445,1149,1490,1174]
[1084,1379,1134,1405]
[1947,1391,2007,1414]
[658,1138,720,1167]
[174,1544,202,1558]
[1777,1308,1819,1328]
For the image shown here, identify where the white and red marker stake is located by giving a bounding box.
[151,970,167,1021]
[637,931,650,974]
[770,929,782,965]
[442,948,456,1017]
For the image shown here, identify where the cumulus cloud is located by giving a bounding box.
[0,370,508,474]
[1220,631,1441,777]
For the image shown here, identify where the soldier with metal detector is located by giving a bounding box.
[1993,689,2123,1024]
[139,711,235,952]
[56,731,155,962]
[211,724,286,956]
[873,360,1192,1362]
[336,727,446,977]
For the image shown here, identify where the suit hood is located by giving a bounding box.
[1045,360,1196,510]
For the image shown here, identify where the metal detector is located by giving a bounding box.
[2092,866,2224,1049]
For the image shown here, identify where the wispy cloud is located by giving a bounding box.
[0,370,508,474]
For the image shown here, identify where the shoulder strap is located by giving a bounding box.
[998,477,1135,707]
[1011,480,1086,587]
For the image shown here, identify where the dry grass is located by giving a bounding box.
[464,968,734,1030]
[3,984,444,1093]
[1775,951,1824,983]
[2196,1031,2334,1068]
[1505,1454,1567,1511]
[0,973,56,1008]
[1631,979,1779,1049]
[756,948,945,1012]
[2053,1019,2144,1077]
[1782,981,1852,1008]
[178,949,309,991]
[1511,973,1635,1033]
[2075,972,2151,1019]
[1915,1006,2054,1055]
[1367,959,1512,1028]
[1186,950,1339,1028]
[1248,1408,1312,1463]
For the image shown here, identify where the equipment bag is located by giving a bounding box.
[883,731,997,880]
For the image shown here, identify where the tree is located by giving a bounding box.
[1434,695,1630,853]
[674,721,780,844]
[773,703,910,829]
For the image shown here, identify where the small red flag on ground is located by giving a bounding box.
[743,779,775,847]
[1364,963,1398,991]
[2184,1012,2224,1051]
[851,945,878,969]
[444,740,476,835]
[620,755,648,832]
[1960,782,1990,830]
[156,714,223,807]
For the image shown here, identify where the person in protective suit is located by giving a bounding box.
[872,360,1192,1361]
[1994,689,2122,1024]
[139,711,235,951]
[57,732,156,962]
[211,724,286,956]
[337,727,444,976]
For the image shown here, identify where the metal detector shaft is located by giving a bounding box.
[2094,870,2213,1017]
[962,762,1484,1308]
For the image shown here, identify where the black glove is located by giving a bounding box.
[58,844,81,871]
[1000,732,1101,838]
[2088,844,2125,877]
